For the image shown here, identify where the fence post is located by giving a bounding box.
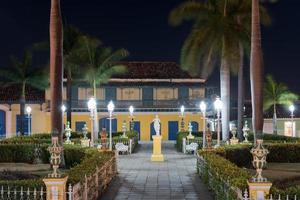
[129,139,133,154]
[43,176,68,200]
[183,138,186,153]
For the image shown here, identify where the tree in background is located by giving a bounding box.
[169,0,249,141]
[263,75,298,134]
[0,50,48,135]
[70,35,129,139]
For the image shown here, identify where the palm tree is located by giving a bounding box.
[235,1,270,140]
[72,36,129,140]
[263,75,298,134]
[169,0,249,141]
[0,51,48,135]
[63,25,82,128]
[50,0,63,138]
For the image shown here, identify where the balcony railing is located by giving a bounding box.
[45,99,204,111]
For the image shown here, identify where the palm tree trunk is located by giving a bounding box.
[273,105,277,135]
[221,56,230,142]
[250,0,264,142]
[237,43,244,141]
[50,0,63,140]
[66,74,72,128]
[19,83,26,136]
[93,80,99,141]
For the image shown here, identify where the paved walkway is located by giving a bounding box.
[101,142,213,200]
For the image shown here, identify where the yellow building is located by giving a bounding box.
[0,62,205,141]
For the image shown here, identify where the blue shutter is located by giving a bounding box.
[105,87,116,101]
[178,87,189,100]
[99,118,117,133]
[142,87,153,106]
[75,121,86,132]
[0,110,5,138]
[168,121,179,140]
[191,121,199,132]
[133,121,140,140]
[16,115,31,136]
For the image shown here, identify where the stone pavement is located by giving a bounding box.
[101,142,213,200]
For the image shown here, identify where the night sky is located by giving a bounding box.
[0,0,299,95]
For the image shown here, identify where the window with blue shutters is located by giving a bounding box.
[178,87,189,100]
[105,87,116,101]
[16,115,31,136]
[142,87,153,106]
[75,121,86,132]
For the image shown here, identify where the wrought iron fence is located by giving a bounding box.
[0,186,45,200]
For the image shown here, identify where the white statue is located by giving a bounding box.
[153,115,161,136]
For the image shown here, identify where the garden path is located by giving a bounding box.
[101,142,213,200]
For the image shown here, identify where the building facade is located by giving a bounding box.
[0,62,206,140]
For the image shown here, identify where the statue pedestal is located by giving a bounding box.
[151,135,164,162]
[247,181,272,200]
[230,138,239,145]
[80,139,90,147]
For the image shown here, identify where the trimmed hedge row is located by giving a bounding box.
[198,151,251,200]
[67,150,115,185]
[0,146,115,190]
[199,144,300,197]
[213,143,300,168]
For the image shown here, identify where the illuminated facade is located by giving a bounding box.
[0,62,206,140]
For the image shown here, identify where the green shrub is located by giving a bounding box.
[0,144,49,163]
[213,143,300,167]
[198,150,251,199]
[248,133,300,143]
[67,150,115,185]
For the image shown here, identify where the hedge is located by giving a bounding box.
[248,133,300,143]
[198,144,300,197]
[198,150,251,200]
[67,150,115,185]
[213,143,300,168]
[0,147,115,190]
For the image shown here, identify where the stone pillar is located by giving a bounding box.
[151,135,164,162]
[247,181,272,200]
[43,176,68,200]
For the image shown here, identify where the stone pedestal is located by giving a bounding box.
[151,135,164,162]
[43,176,68,200]
[230,138,239,145]
[248,181,272,200]
[80,139,90,147]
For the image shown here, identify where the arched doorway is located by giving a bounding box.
[191,121,199,132]
[99,117,117,133]
[0,110,5,138]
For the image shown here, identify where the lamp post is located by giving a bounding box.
[26,106,32,135]
[214,97,223,147]
[200,101,206,148]
[88,97,97,147]
[129,105,134,131]
[61,104,66,125]
[180,105,185,131]
[289,104,295,137]
[107,101,115,151]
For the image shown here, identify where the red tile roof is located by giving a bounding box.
[114,62,203,79]
[0,85,44,102]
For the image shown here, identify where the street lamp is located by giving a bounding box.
[180,105,185,131]
[200,101,207,148]
[26,106,32,135]
[289,104,295,137]
[107,100,115,151]
[61,104,66,125]
[88,97,97,146]
[214,97,223,147]
[129,105,134,131]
